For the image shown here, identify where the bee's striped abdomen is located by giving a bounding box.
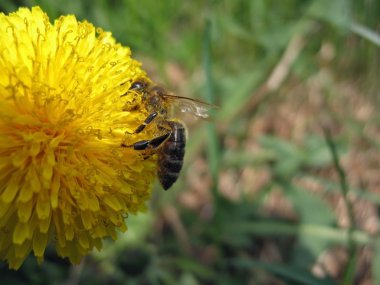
[157,121,186,190]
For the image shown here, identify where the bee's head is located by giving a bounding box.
[129,80,167,111]
[129,80,148,92]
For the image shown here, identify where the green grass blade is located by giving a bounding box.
[350,21,380,47]
[232,258,337,285]
[202,17,220,199]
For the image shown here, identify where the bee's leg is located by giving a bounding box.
[121,131,171,150]
[125,111,158,134]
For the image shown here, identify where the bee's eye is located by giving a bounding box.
[130,81,145,91]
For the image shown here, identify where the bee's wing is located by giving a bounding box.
[162,95,217,119]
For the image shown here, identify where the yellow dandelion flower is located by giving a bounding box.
[0,6,157,269]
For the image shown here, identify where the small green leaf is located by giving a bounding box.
[307,0,351,29]
[284,184,336,225]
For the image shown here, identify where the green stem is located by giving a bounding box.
[202,18,220,201]
[323,128,357,285]
[232,221,374,245]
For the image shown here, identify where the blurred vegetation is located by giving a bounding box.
[1,0,380,284]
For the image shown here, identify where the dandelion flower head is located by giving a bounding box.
[0,6,157,269]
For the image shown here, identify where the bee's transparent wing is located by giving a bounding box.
[163,95,217,119]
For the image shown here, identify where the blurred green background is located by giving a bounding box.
[1,0,380,284]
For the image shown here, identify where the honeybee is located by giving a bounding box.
[121,79,215,190]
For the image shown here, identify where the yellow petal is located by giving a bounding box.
[17,200,34,223]
[36,195,51,220]
[13,223,30,245]
[1,171,23,203]
[33,231,48,257]
[103,195,122,211]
